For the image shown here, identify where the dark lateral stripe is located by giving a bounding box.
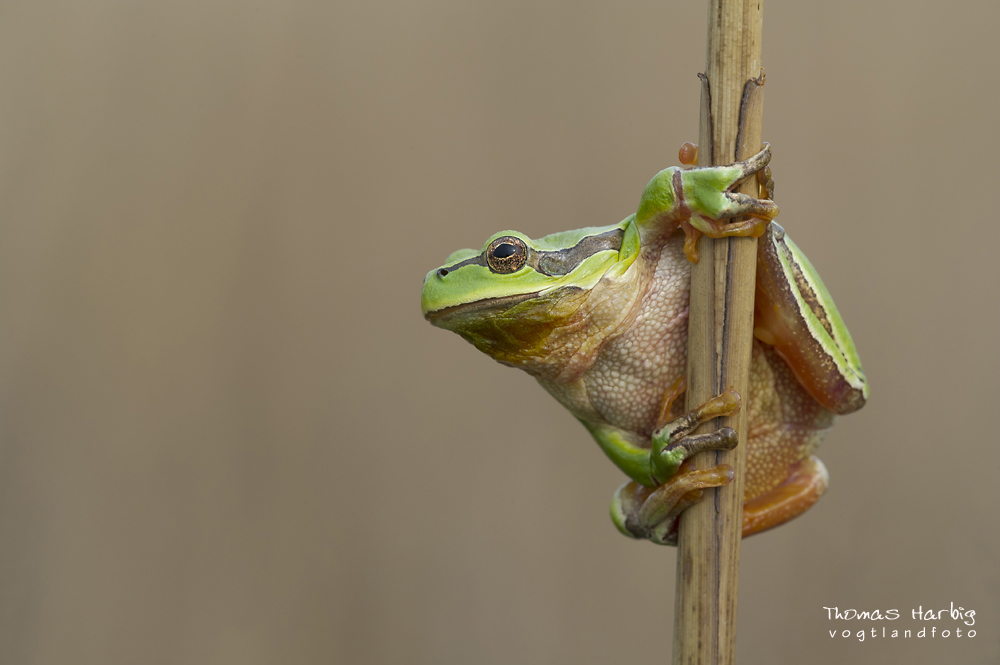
[442,228,625,276]
[762,226,835,341]
[424,290,540,323]
[779,241,835,339]
[533,228,624,276]
[441,254,488,273]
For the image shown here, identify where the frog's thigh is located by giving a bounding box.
[754,224,868,415]
[742,455,828,537]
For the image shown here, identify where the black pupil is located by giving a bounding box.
[493,243,518,258]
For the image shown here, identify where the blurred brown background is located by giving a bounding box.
[0,1,997,663]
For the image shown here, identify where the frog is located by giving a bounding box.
[421,143,868,545]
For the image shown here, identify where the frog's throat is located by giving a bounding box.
[426,273,645,382]
[425,287,588,380]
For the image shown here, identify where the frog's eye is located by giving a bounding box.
[486,236,528,274]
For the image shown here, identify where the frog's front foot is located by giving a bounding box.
[679,144,779,262]
[649,388,740,482]
[610,388,742,545]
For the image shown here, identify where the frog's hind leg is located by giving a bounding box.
[742,455,828,537]
[611,461,735,546]
[754,223,869,414]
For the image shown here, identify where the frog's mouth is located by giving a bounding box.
[423,292,541,330]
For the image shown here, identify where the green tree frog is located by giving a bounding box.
[421,144,867,545]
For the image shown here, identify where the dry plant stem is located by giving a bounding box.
[672,1,765,664]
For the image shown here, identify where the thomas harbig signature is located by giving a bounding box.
[823,603,976,641]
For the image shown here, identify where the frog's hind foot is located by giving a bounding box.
[611,461,735,546]
[742,455,829,537]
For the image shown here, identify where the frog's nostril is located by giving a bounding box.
[437,268,449,277]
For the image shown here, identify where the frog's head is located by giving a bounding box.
[422,221,641,378]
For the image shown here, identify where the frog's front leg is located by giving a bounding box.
[635,144,779,262]
[584,388,742,546]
